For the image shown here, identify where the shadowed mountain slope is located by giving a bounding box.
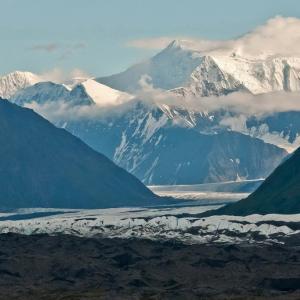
[0,99,161,209]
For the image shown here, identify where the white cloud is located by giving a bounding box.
[127,16,300,57]
[38,68,91,83]
[134,75,300,117]
[30,43,59,53]
[29,42,86,60]
[197,92,300,117]
[24,99,136,123]
[24,71,300,125]
[233,16,300,57]
[219,115,248,132]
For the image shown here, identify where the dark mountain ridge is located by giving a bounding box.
[204,147,300,216]
[0,99,161,209]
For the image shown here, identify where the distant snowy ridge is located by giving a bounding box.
[174,54,300,97]
[2,32,300,184]
[80,79,133,106]
[11,78,133,107]
[0,71,42,99]
[99,39,300,96]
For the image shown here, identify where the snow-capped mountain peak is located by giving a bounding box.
[79,79,133,106]
[0,71,42,99]
[164,39,186,51]
[170,53,300,97]
[99,34,300,97]
[97,40,203,92]
[11,81,70,106]
[9,76,134,108]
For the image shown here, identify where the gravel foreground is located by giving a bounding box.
[0,233,299,300]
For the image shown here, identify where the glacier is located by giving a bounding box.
[0,205,299,245]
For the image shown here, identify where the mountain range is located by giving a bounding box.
[2,39,300,186]
[60,102,286,185]
[98,39,300,95]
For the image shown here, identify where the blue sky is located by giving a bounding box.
[1,0,300,77]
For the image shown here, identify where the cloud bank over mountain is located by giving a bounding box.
[38,68,91,83]
[128,16,300,58]
[24,76,300,125]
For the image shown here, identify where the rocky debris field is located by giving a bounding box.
[0,233,299,300]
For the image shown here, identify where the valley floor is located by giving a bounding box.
[0,187,299,299]
[0,233,299,300]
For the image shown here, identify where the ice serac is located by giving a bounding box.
[0,99,162,209]
[0,71,41,99]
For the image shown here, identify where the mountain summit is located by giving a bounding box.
[98,39,300,96]
[0,71,42,99]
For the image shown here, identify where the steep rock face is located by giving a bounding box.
[61,102,287,185]
[172,56,246,97]
[218,111,300,153]
[209,146,300,216]
[214,56,300,94]
[0,71,41,99]
[113,127,286,185]
[0,99,160,209]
